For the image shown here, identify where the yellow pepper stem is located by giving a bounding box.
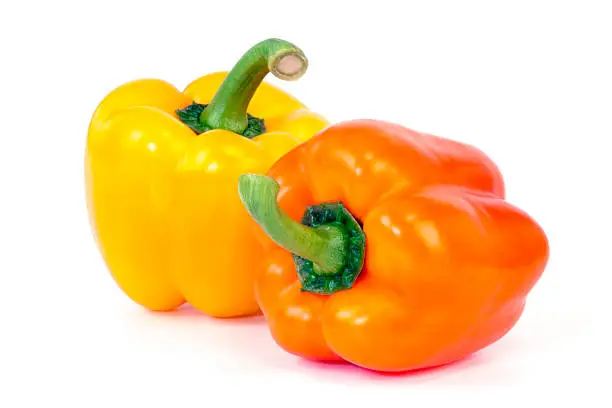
[200,38,308,135]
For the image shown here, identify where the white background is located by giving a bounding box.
[1,0,611,406]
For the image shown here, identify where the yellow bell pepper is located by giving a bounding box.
[85,38,329,317]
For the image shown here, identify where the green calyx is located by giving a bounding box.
[238,174,366,295]
[177,38,308,137]
[295,203,366,294]
[176,102,266,138]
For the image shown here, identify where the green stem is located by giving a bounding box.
[238,174,346,275]
[200,38,308,135]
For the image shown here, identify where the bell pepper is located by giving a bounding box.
[85,38,329,317]
[238,119,550,372]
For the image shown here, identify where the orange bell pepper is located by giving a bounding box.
[238,119,550,372]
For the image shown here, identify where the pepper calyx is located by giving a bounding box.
[177,102,266,138]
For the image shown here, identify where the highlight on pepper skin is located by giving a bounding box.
[238,118,550,373]
[85,38,329,318]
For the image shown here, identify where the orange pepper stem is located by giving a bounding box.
[238,174,366,295]
[200,38,308,135]
[238,174,346,274]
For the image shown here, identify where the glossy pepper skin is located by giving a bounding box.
[85,39,328,317]
[239,119,549,372]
